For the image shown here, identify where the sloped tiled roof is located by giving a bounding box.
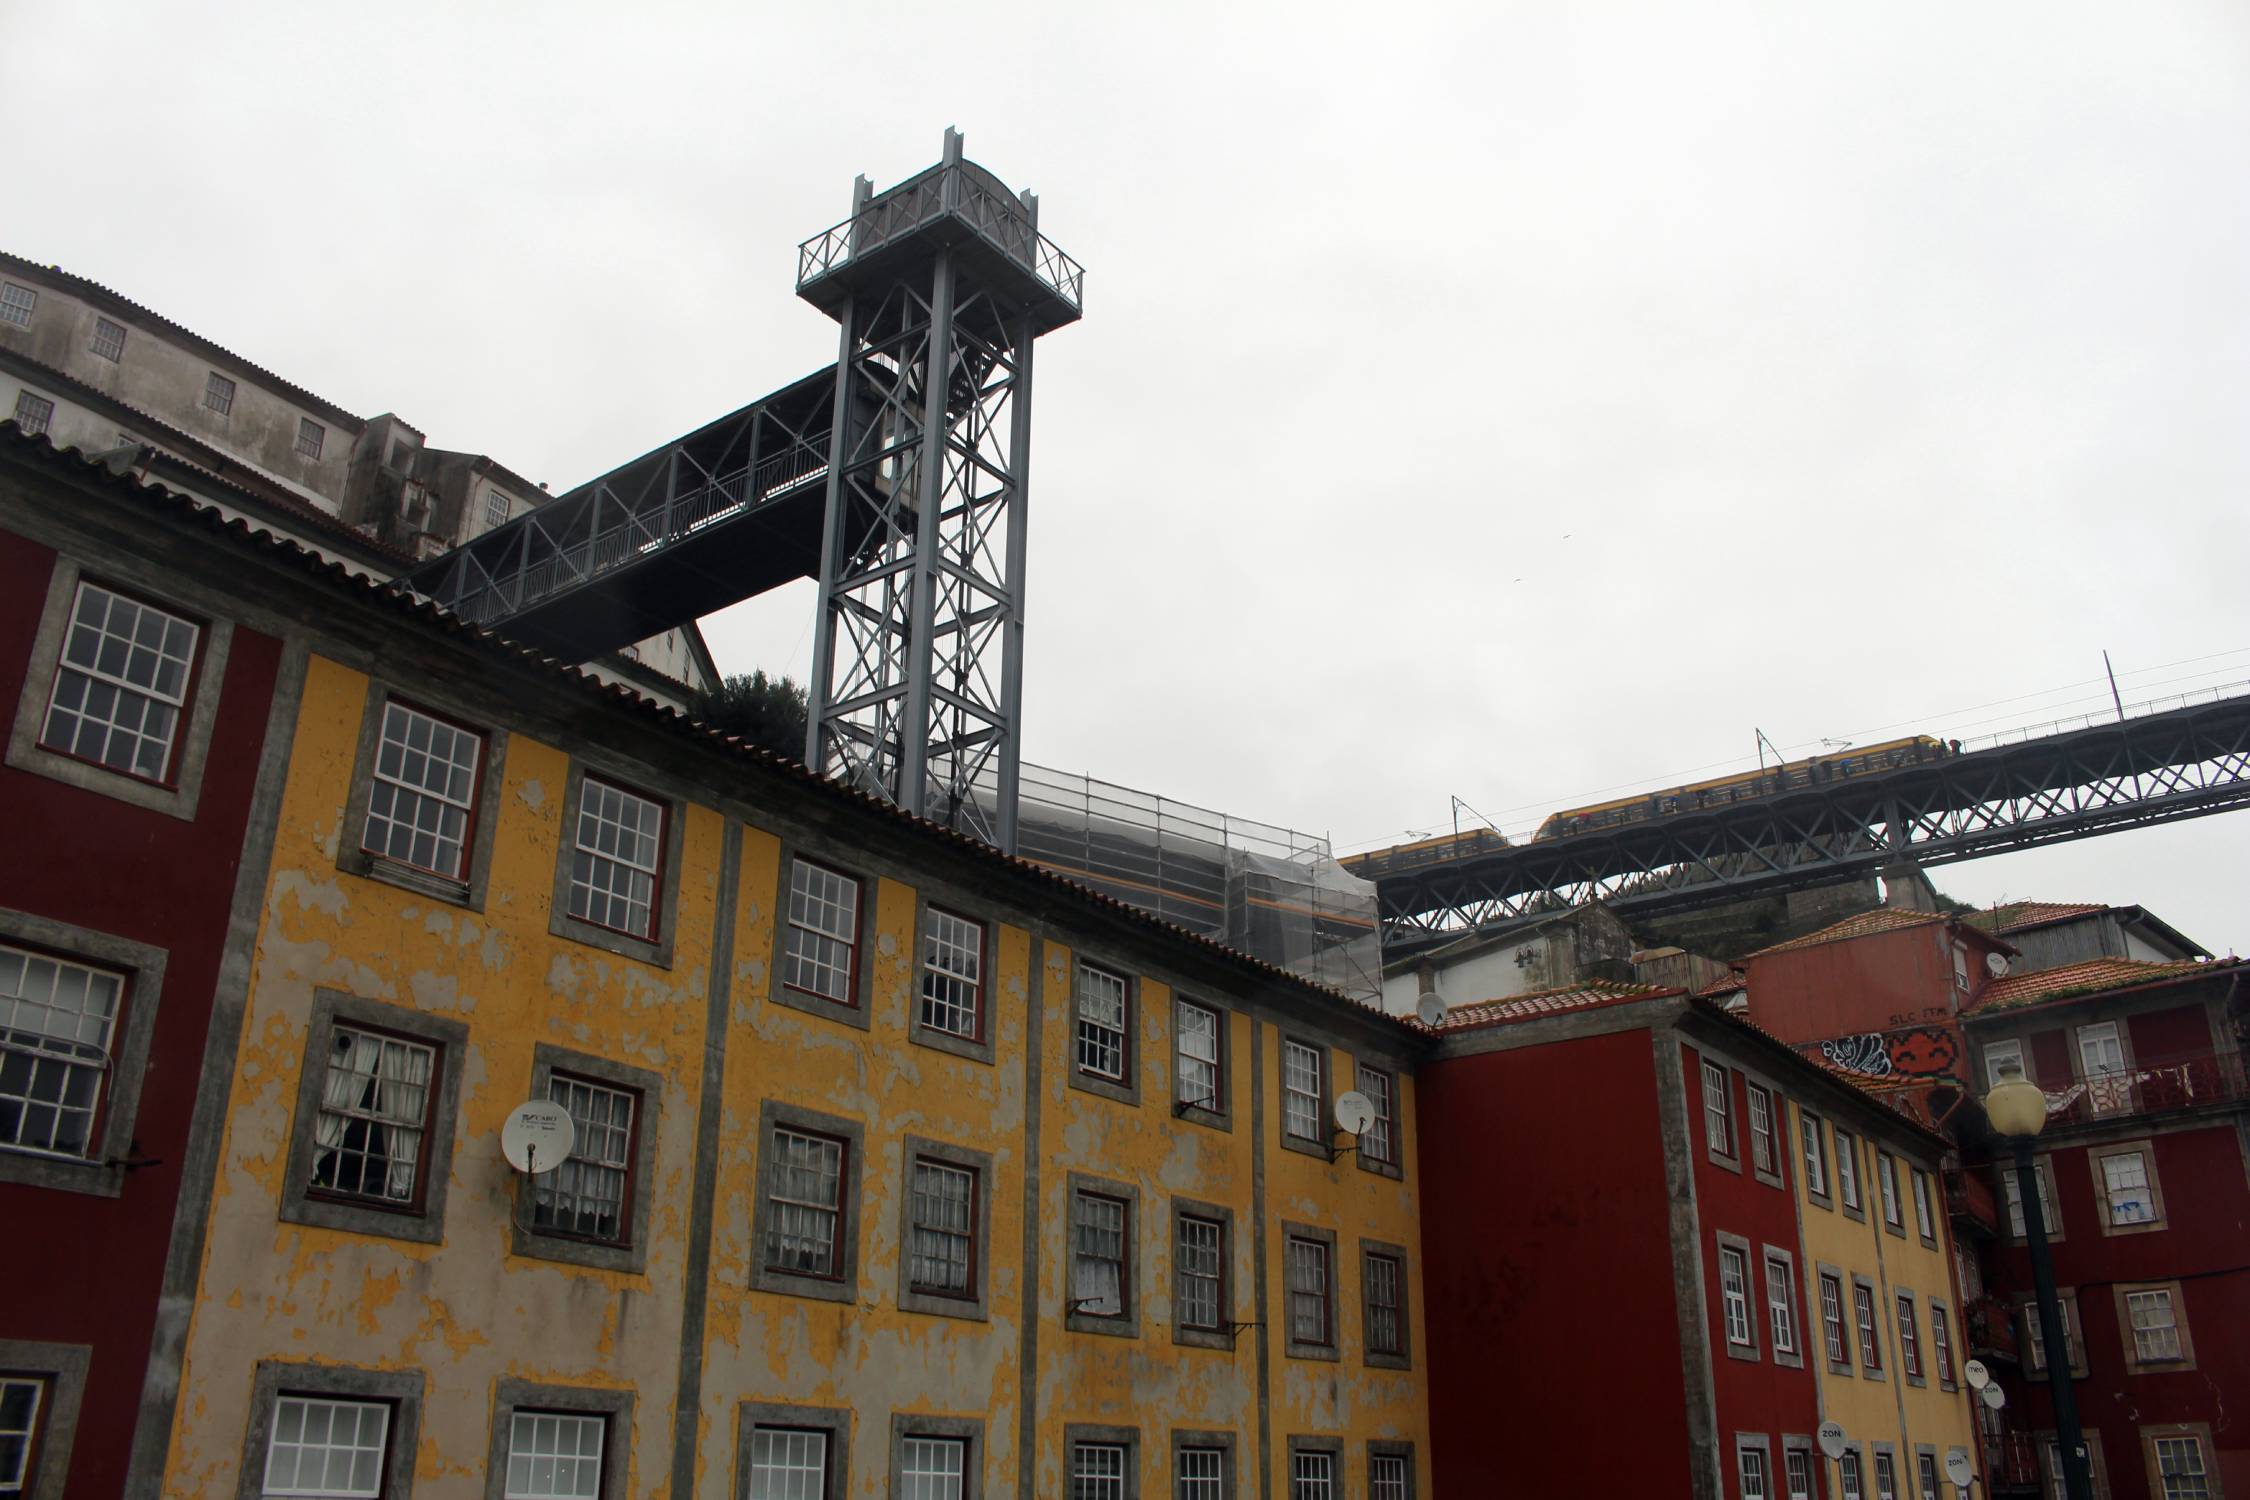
[1741,907,1948,960]
[1435,980,1680,1033]
[1963,900,2108,935]
[1965,956,2231,1015]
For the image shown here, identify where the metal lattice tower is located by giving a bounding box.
[795,128,1083,852]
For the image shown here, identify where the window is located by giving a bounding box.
[1878,1153,1903,1230]
[1984,1038,2026,1085]
[1911,1169,1935,1241]
[2003,1158,2061,1239]
[1746,1084,1777,1175]
[1289,1448,1334,1500]
[0,1377,43,1496]
[897,1435,967,1499]
[1176,1211,1226,1335]
[1364,1245,1407,1365]
[1840,1451,1864,1500]
[532,1074,635,1244]
[1720,1245,1753,1348]
[1171,1435,1234,1500]
[764,1127,847,1278]
[1702,1059,1735,1158]
[1874,1451,1899,1500]
[1371,1451,1410,1500]
[262,1394,391,1497]
[1834,1130,1862,1211]
[1952,942,1971,990]
[1917,1453,1941,1500]
[0,282,34,327]
[1282,1041,1323,1142]
[2150,1431,2213,1500]
[1174,999,1222,1113]
[567,778,665,940]
[10,391,52,437]
[920,909,984,1042]
[1072,1439,1129,1500]
[1932,1303,1956,1389]
[2023,1292,2080,1374]
[1075,963,1130,1083]
[203,370,235,416]
[0,943,125,1159]
[295,417,325,461]
[2122,1285,2188,1368]
[308,1025,437,1209]
[1821,1273,1850,1369]
[1800,1113,1829,1198]
[1764,1254,1798,1357]
[502,1411,606,1499]
[1286,1233,1333,1351]
[1073,1189,1129,1320]
[1896,1294,1922,1380]
[38,579,201,786]
[1358,1064,1397,1169]
[1786,1450,1815,1500]
[91,316,125,361]
[908,1159,976,1298]
[2091,1144,2163,1231]
[747,1427,830,1499]
[1854,1282,1883,1372]
[783,860,861,1008]
[484,487,512,531]
[2076,1022,2129,1112]
[1739,1443,1770,1500]
[362,699,483,880]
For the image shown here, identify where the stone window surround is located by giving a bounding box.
[2086,1138,2168,1237]
[1835,1126,1867,1223]
[1278,1033,1332,1160]
[767,844,875,1032]
[908,892,996,1066]
[748,1099,865,1305]
[334,677,510,911]
[1911,1165,1940,1246]
[734,1400,853,1499]
[1065,1422,1140,1500]
[1351,1055,1404,1181]
[1736,1433,1774,1500]
[481,1378,634,1500]
[1065,1169,1142,1339]
[1851,1273,1888,1382]
[1761,1243,1804,1371]
[1282,1220,1340,1362]
[1877,1150,1908,1239]
[2000,1153,2066,1244]
[1816,1261,1855,1377]
[1744,1078,1786,1190]
[233,1360,423,1500]
[1913,1445,1942,1500]
[1895,1285,1926,1387]
[1781,1435,1819,1500]
[2112,1280,2197,1375]
[2020,1287,2087,1379]
[0,909,168,1197]
[1369,1439,1418,1499]
[1699,1054,1741,1173]
[889,1411,984,1500]
[1715,1231,1761,1362]
[1286,1435,1343,1496]
[511,1043,664,1275]
[546,756,687,969]
[1170,994,1231,1132]
[1929,1296,1958,1390]
[0,1340,90,1500]
[1068,954,1141,1107]
[895,1133,995,1322]
[2135,1423,2213,1500]
[1360,1237,1412,1371]
[2038,1427,2114,1500]
[1870,1442,1901,1500]
[6,552,234,822]
[1798,1107,1833,1210]
[1170,1195,1237,1352]
[277,989,469,1246]
[1169,1429,1238,1500]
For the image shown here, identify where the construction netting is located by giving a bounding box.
[1015,763,1383,1007]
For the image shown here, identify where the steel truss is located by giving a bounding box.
[1378,692,2250,947]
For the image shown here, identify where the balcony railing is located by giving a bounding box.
[1986,1429,2041,1490]
[1963,1295,2020,1363]
[2041,1049,2249,1127]
[1945,1167,2000,1237]
[795,162,1085,312]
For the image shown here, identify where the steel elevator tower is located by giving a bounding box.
[795,129,1084,852]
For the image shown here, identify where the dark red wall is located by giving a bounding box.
[0,529,281,1498]
[1418,1024,1692,1496]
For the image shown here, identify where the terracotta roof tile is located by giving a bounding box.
[1741,907,1948,960]
[1435,980,1679,1033]
[1962,901,2108,935]
[1966,956,2232,1015]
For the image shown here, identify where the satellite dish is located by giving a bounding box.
[502,1100,575,1176]
[1415,991,1446,1027]
[1963,1357,1990,1390]
[1334,1090,1378,1137]
[1945,1451,1975,1487]
[1985,951,2010,978]
[1980,1382,2006,1410]
[1817,1422,1849,1461]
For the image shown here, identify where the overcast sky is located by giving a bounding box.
[7,2,2246,951]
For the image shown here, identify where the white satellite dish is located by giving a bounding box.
[1985,951,2010,979]
[1415,991,1446,1027]
[1817,1421,1849,1461]
[1980,1382,2006,1410]
[1945,1450,1975,1488]
[502,1100,575,1176]
[1334,1090,1378,1137]
[1963,1357,1990,1390]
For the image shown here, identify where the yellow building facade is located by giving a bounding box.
[154,616,1429,1496]
[1787,1088,1981,1500]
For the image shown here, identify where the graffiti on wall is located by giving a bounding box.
[1812,1025,1962,1080]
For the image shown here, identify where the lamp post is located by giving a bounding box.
[1985,1078,2093,1500]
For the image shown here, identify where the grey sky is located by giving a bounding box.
[7,1,2246,951]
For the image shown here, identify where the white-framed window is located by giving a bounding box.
[1952,941,1971,990]
[1984,1038,2026,1086]
[567,778,664,939]
[0,282,35,327]
[1701,1059,1734,1156]
[38,578,201,785]
[1286,1234,1332,1346]
[1836,1130,1862,1210]
[91,316,126,361]
[1372,1453,1409,1500]
[908,1157,976,1298]
[1854,1283,1883,1370]
[1918,1452,1941,1500]
[11,390,53,437]
[1739,1443,1770,1500]
[1075,964,1128,1081]
[1875,1451,1899,1500]
[2126,1288,2183,1363]
[296,417,326,461]
[1175,998,1221,1111]
[261,1394,391,1498]
[1820,1274,1849,1366]
[484,487,512,531]
[900,1434,967,1498]
[1932,1303,1956,1387]
[0,944,126,1159]
[1747,1084,1776,1173]
[1072,1188,1128,1318]
[2003,1160,2059,1238]
[763,1126,846,1277]
[533,1074,635,1243]
[2077,1021,2126,1084]
[2100,1149,2158,1226]
[309,1025,436,1207]
[1178,1446,1226,1499]
[1282,1041,1322,1140]
[361,699,482,879]
[1800,1113,1828,1196]
[1911,1169,1935,1239]
[1719,1245,1752,1346]
[920,909,983,1040]
[2152,1434,2211,1500]
[203,369,236,416]
[1074,1441,1128,1500]
[503,1410,606,1499]
[782,859,860,1005]
[1840,1450,1864,1500]
[1786,1449,1815,1500]
[2024,1293,2076,1373]
[1176,1212,1224,1332]
[747,1426,829,1499]
[1289,1450,1334,1499]
[1764,1254,1798,1355]
[1366,1250,1404,1357]
[1879,1156,1902,1227]
[0,1377,45,1494]
[1896,1295,1922,1377]
[1360,1065,1396,1165]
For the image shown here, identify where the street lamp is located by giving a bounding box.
[1985,1078,2093,1500]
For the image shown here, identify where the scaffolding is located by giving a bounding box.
[1015,764,1383,1007]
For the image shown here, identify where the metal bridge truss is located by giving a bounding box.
[1379,691,2250,947]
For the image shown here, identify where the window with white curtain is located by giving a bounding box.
[309,1025,435,1206]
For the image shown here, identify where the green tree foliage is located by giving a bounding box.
[697,670,808,762]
